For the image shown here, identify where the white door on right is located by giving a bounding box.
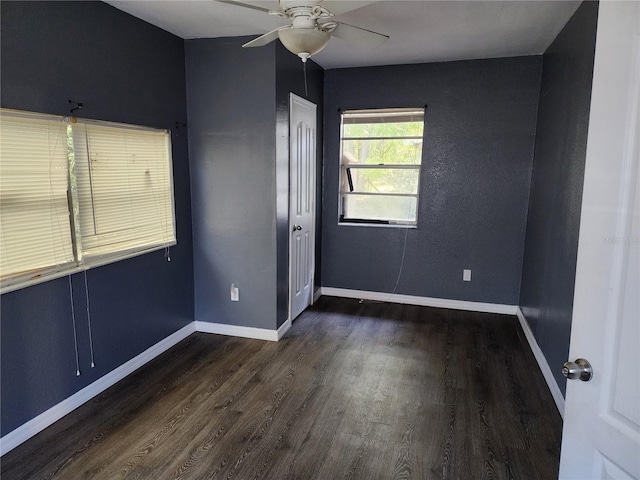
[559,2,640,479]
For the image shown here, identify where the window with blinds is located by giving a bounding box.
[0,109,176,293]
[339,108,425,226]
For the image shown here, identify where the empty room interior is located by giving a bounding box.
[1,1,639,479]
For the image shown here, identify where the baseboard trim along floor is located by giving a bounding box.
[516,307,566,417]
[313,287,322,303]
[195,319,291,342]
[321,288,565,416]
[1,294,560,458]
[1,298,563,478]
[320,287,518,315]
[0,318,295,456]
[0,323,196,456]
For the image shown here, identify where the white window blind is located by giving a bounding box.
[73,122,175,260]
[0,112,75,282]
[0,109,176,293]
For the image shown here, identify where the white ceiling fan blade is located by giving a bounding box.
[320,1,378,17]
[330,21,388,49]
[242,27,285,48]
[216,0,274,14]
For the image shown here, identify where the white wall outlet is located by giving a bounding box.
[230,283,239,301]
[463,269,472,282]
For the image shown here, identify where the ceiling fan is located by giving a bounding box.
[217,0,389,63]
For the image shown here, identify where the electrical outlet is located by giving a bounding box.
[463,269,472,282]
[230,283,239,301]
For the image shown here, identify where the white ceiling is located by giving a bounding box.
[104,0,582,69]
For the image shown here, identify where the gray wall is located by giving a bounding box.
[186,37,278,330]
[1,1,193,436]
[186,39,324,330]
[519,1,599,396]
[322,57,542,305]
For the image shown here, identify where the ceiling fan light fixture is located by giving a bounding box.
[278,27,330,62]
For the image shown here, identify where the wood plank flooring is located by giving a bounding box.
[1,297,563,479]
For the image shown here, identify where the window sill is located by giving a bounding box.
[1,241,176,295]
[338,221,417,229]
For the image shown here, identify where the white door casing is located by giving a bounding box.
[559,2,640,479]
[289,94,317,322]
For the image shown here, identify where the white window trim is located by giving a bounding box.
[1,244,172,294]
[338,107,425,227]
[0,109,176,294]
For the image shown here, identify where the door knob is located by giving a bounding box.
[293,225,302,231]
[562,358,593,381]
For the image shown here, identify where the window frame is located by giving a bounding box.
[338,107,425,228]
[0,108,176,294]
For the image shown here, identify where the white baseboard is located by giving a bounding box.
[0,316,293,456]
[320,287,518,315]
[313,287,322,303]
[516,307,565,417]
[319,288,563,416]
[195,320,289,342]
[277,319,292,340]
[0,322,196,456]
[3,303,556,457]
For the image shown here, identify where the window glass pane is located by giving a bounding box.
[339,107,425,226]
[343,121,424,139]
[342,194,417,223]
[342,139,423,165]
[342,167,420,194]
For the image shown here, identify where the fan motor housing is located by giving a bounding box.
[280,0,321,14]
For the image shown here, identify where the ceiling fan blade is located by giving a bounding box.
[331,21,388,49]
[216,0,274,14]
[320,1,378,16]
[242,27,285,48]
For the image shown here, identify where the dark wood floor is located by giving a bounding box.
[1,297,562,480]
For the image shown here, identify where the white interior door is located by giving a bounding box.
[289,93,316,321]
[559,2,640,478]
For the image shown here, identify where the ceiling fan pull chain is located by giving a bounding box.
[304,60,308,97]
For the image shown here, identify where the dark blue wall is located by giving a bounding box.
[322,57,542,305]
[519,1,599,396]
[186,37,278,330]
[0,1,193,436]
[186,38,324,330]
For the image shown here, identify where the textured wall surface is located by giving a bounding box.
[322,57,542,305]
[186,39,324,330]
[186,37,278,330]
[519,1,599,396]
[0,1,193,436]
